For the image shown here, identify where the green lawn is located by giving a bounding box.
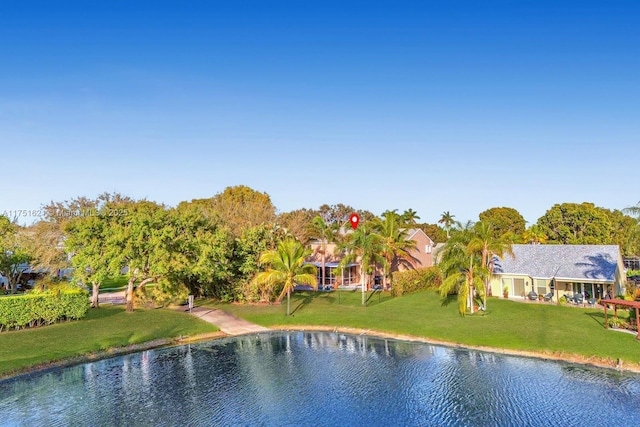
[206,290,640,365]
[0,306,218,377]
[99,275,129,292]
[98,276,157,293]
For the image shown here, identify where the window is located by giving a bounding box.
[502,278,512,296]
[425,245,432,254]
[536,279,546,295]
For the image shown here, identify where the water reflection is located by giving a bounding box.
[1,332,639,426]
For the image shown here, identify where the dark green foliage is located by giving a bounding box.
[0,290,89,332]
[536,202,636,246]
[416,223,447,243]
[391,267,442,297]
[234,224,284,301]
[479,207,526,239]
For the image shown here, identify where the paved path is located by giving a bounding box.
[98,290,269,335]
[186,306,270,335]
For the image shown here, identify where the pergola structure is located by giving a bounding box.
[601,299,640,339]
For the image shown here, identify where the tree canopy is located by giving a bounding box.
[179,185,276,237]
[0,216,32,292]
[478,207,526,240]
[536,202,626,246]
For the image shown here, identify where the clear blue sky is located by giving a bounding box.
[1,1,638,226]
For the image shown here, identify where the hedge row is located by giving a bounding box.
[0,290,89,332]
[391,266,442,297]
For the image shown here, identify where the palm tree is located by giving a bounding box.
[438,211,456,239]
[308,215,338,290]
[401,209,421,225]
[523,225,548,244]
[336,222,386,306]
[372,211,417,289]
[438,223,488,315]
[467,221,514,310]
[623,201,640,219]
[253,239,317,316]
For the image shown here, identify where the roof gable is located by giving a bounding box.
[406,228,433,244]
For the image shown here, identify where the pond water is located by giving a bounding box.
[1,332,639,426]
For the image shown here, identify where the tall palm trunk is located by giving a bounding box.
[287,287,291,316]
[320,243,326,290]
[482,247,489,309]
[468,256,475,314]
[361,264,366,306]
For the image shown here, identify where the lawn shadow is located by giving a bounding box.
[366,290,393,306]
[440,294,457,308]
[585,311,606,328]
[290,291,332,315]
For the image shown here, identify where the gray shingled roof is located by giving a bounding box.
[492,244,620,282]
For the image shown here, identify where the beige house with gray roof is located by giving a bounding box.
[491,244,626,303]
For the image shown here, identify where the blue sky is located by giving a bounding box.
[1,1,638,226]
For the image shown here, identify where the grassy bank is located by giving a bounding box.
[207,290,640,365]
[0,305,218,377]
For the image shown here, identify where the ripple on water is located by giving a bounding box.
[1,332,639,426]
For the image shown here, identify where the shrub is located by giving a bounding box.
[391,267,442,297]
[607,317,625,329]
[0,290,89,332]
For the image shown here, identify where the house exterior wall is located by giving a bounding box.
[399,229,434,272]
[491,273,624,300]
[308,242,341,264]
[306,229,435,288]
[490,274,531,298]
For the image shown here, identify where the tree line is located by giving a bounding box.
[1,185,639,313]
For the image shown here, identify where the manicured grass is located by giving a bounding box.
[100,275,129,292]
[207,290,640,365]
[0,305,218,377]
[99,276,156,293]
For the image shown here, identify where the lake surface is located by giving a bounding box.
[1,332,639,426]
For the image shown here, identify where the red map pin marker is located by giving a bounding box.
[349,213,360,230]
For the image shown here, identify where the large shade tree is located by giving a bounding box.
[277,208,317,243]
[623,201,640,256]
[65,212,114,308]
[537,202,613,245]
[0,216,32,293]
[179,185,277,237]
[478,207,526,240]
[252,239,317,316]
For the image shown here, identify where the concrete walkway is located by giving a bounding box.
[186,306,270,336]
[98,290,269,335]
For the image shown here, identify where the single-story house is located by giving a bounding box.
[491,244,626,302]
[306,228,435,289]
